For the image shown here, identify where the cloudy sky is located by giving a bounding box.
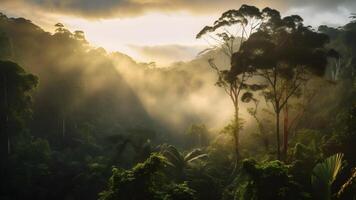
[0,0,354,65]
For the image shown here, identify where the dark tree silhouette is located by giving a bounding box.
[196,5,264,163]
[233,8,331,159]
[0,60,37,175]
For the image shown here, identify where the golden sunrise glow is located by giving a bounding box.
[0,2,355,199]
[56,12,216,64]
[0,0,351,65]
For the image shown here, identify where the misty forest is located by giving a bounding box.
[0,3,356,200]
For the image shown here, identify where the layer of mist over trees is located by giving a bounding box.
[0,5,355,200]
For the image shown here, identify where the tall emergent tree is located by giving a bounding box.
[196,5,264,161]
[0,60,38,170]
[232,7,331,159]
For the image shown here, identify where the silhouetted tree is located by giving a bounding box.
[196,4,264,163]
[0,60,37,180]
[233,8,331,159]
[74,30,86,41]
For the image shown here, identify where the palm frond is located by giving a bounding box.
[311,153,344,200]
[184,148,203,160]
[185,154,208,163]
[337,167,356,198]
[161,145,184,169]
[184,148,208,163]
[312,153,343,185]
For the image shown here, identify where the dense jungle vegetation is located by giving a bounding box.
[0,4,355,200]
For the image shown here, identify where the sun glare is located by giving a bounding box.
[55,12,216,64]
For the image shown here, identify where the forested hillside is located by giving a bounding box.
[0,4,355,200]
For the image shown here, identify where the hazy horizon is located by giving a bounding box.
[0,0,354,66]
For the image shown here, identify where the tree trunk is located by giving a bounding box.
[276,108,281,160]
[62,117,66,138]
[283,103,289,161]
[230,103,240,177]
[234,104,240,161]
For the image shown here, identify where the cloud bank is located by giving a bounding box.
[129,44,207,66]
[1,0,354,19]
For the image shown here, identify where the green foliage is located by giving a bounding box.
[293,143,319,168]
[220,119,245,136]
[99,153,166,200]
[291,129,324,161]
[13,136,51,163]
[0,60,38,124]
[99,153,197,200]
[6,136,51,199]
[233,159,309,200]
[0,60,39,198]
[163,183,197,200]
[323,105,356,166]
[158,144,208,181]
[311,153,344,200]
